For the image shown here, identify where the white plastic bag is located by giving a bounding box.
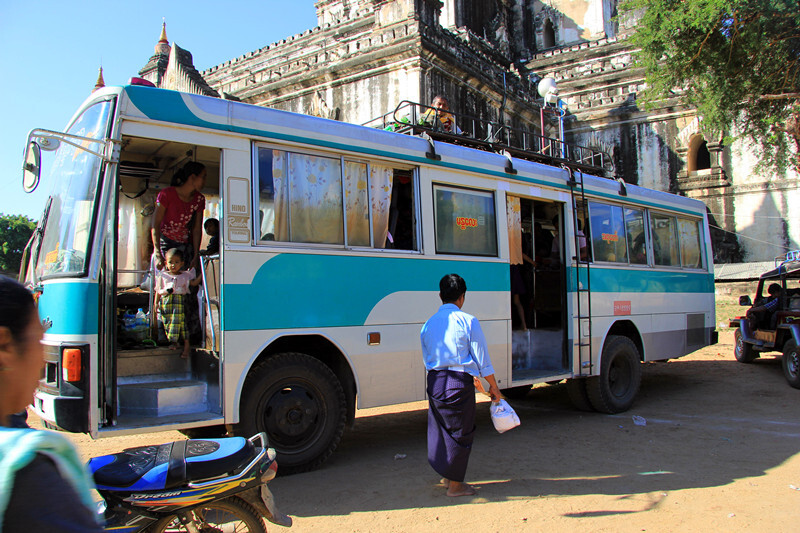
[489,399,520,433]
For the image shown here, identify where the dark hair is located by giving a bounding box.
[204,218,219,231]
[171,161,206,187]
[165,248,185,262]
[0,276,36,343]
[439,274,467,303]
[767,283,782,296]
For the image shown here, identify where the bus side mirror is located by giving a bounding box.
[739,295,752,306]
[22,141,42,193]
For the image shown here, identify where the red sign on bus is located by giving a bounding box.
[613,300,631,315]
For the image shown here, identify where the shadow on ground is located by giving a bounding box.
[271,353,799,518]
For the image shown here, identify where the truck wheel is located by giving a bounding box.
[238,352,346,474]
[565,377,595,412]
[734,328,757,363]
[586,335,641,413]
[782,341,800,389]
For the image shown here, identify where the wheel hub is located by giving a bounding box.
[265,387,320,441]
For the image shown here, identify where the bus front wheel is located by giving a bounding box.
[238,352,346,474]
[586,335,641,413]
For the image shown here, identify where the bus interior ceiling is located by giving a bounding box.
[511,197,567,381]
[112,136,222,425]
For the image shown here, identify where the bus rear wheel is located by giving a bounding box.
[238,352,346,474]
[586,335,641,413]
[782,341,800,389]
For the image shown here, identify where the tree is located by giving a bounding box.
[620,0,800,171]
[0,214,36,274]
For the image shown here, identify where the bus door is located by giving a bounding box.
[507,196,568,382]
[103,134,223,432]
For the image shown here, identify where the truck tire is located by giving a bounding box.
[734,328,758,363]
[782,340,800,389]
[586,335,641,413]
[238,352,346,474]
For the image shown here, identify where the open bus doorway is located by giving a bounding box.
[106,136,222,431]
[507,196,567,383]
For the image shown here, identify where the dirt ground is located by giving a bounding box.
[30,325,799,533]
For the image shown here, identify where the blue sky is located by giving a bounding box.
[0,1,317,219]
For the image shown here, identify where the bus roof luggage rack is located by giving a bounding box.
[363,101,614,178]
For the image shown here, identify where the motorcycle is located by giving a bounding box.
[87,432,292,532]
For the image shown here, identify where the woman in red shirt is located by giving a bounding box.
[151,162,207,271]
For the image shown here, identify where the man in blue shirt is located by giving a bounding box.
[421,274,502,497]
[747,282,783,329]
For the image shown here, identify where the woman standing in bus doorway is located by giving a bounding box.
[151,162,206,347]
[0,276,102,532]
[151,161,207,272]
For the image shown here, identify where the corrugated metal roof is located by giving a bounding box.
[714,261,776,281]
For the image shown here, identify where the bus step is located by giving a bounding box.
[118,379,208,417]
[117,347,190,378]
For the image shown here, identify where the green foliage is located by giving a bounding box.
[620,0,800,171]
[0,214,36,274]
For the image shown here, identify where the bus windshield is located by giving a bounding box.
[34,99,113,279]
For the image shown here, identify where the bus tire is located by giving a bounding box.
[782,341,800,389]
[565,378,594,412]
[238,352,346,475]
[586,335,641,414]
[734,328,758,363]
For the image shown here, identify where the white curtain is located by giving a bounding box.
[272,150,288,241]
[274,149,394,248]
[117,194,155,287]
[369,164,393,248]
[507,195,522,265]
[340,161,395,248]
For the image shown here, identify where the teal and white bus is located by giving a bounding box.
[20,82,716,473]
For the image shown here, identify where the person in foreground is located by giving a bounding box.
[0,276,102,532]
[421,274,502,497]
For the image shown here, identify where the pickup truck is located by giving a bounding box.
[728,251,800,389]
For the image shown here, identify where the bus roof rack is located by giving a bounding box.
[776,250,800,267]
[363,101,614,178]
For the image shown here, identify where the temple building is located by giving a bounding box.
[136,1,798,263]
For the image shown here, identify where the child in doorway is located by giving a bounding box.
[199,218,219,256]
[154,248,202,358]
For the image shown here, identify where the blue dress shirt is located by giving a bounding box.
[421,303,495,378]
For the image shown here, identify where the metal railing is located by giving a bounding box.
[363,101,614,177]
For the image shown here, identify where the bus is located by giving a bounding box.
[20,82,717,473]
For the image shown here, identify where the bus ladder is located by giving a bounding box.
[566,166,593,376]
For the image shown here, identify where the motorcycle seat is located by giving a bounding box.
[88,436,257,491]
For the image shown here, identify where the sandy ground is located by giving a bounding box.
[32,330,800,532]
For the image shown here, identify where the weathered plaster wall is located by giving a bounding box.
[193,0,795,262]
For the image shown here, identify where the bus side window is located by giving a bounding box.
[588,202,628,263]
[650,213,680,266]
[256,146,418,250]
[386,169,417,250]
[625,207,647,265]
[678,217,703,268]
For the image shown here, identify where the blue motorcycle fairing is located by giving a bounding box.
[88,437,255,491]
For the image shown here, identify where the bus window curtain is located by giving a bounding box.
[274,151,344,244]
[369,164,393,248]
[507,195,523,265]
[272,150,288,241]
